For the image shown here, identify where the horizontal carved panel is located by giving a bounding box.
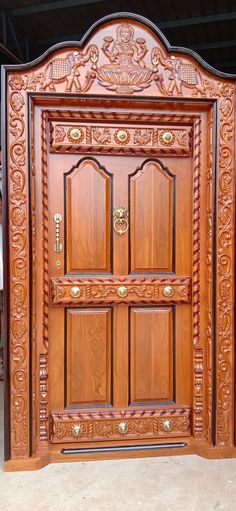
[51,407,191,443]
[50,276,191,305]
[50,119,192,156]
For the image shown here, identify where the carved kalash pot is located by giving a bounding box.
[97,23,154,94]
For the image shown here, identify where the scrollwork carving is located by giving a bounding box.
[9,85,29,458]
[50,276,191,305]
[216,87,234,446]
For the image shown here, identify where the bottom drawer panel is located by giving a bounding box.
[51,407,191,443]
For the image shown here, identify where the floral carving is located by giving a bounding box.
[9,85,29,457]
[9,75,25,90]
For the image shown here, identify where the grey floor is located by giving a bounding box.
[0,382,236,511]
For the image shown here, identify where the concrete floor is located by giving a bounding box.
[0,383,236,511]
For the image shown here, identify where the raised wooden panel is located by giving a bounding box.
[66,308,112,407]
[65,159,111,273]
[130,307,174,404]
[130,160,175,273]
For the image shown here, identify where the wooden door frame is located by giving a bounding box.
[1,12,235,470]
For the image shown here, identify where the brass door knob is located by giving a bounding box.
[163,285,174,297]
[162,419,173,432]
[117,286,128,298]
[70,286,81,298]
[70,423,83,437]
[117,421,129,435]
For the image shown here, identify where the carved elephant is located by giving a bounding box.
[152,47,205,96]
[40,46,98,92]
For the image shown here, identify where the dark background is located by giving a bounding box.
[1,0,236,72]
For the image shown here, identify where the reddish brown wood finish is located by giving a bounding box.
[3,13,236,470]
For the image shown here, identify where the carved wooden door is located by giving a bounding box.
[4,14,236,470]
[47,105,200,450]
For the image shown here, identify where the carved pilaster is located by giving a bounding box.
[8,81,29,458]
[216,85,235,446]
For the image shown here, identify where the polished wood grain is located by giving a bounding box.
[66,308,112,407]
[130,161,174,273]
[66,159,111,273]
[130,307,174,404]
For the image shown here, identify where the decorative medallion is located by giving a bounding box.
[114,128,130,144]
[67,127,84,143]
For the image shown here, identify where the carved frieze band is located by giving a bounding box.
[51,408,191,443]
[50,276,191,305]
[50,121,192,156]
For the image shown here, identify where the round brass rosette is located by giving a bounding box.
[114,129,130,145]
[67,127,84,143]
[160,131,175,145]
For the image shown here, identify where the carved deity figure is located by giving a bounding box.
[102,23,148,69]
[97,23,153,94]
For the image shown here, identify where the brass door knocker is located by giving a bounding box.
[113,207,129,235]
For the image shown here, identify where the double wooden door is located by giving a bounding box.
[45,103,200,449]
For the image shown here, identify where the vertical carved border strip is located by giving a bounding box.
[30,100,37,453]
[216,87,234,446]
[8,81,29,458]
[192,116,204,437]
[206,107,214,443]
[38,111,50,443]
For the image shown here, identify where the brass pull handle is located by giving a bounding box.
[53,213,62,253]
[113,207,129,236]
